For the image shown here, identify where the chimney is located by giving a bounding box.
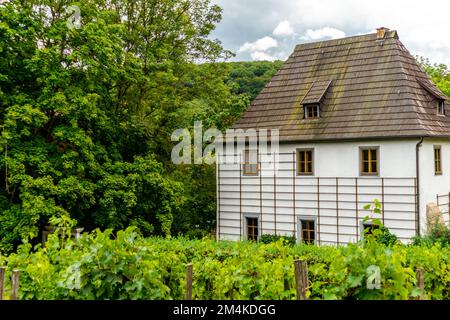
[376,27,389,39]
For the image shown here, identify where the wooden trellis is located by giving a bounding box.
[217,151,418,244]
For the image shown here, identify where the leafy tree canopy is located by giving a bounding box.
[0,0,229,251]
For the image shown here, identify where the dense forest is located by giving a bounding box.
[0,0,448,253]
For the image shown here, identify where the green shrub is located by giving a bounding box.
[362,199,399,246]
[413,223,450,247]
[1,223,450,300]
[259,234,297,246]
[375,225,399,246]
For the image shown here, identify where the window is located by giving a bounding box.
[246,217,259,241]
[297,149,314,175]
[434,146,442,175]
[304,104,320,119]
[438,100,445,115]
[243,149,258,176]
[362,221,380,237]
[300,219,315,245]
[360,147,379,176]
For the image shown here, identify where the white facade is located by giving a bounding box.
[217,138,450,244]
[419,139,450,233]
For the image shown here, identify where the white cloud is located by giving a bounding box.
[238,36,279,61]
[238,36,278,53]
[250,51,276,61]
[301,27,346,41]
[273,21,295,37]
[213,0,450,65]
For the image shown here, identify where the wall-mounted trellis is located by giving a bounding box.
[217,151,418,244]
[436,192,450,225]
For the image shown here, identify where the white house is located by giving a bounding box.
[216,28,450,245]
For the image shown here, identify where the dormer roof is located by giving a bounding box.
[417,78,447,101]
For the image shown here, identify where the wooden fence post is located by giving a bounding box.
[10,270,20,301]
[186,263,193,300]
[294,259,308,300]
[0,267,5,300]
[416,268,425,300]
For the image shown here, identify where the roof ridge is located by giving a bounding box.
[293,30,398,50]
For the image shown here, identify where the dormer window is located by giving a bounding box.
[305,104,320,119]
[438,100,445,115]
[301,80,332,120]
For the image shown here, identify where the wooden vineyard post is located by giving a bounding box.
[416,268,425,300]
[0,267,5,300]
[10,270,20,300]
[294,259,308,300]
[186,263,193,300]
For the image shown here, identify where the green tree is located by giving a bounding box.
[0,0,226,251]
[226,60,284,100]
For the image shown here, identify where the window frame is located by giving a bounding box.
[437,100,446,116]
[297,216,317,245]
[359,146,380,176]
[244,214,259,241]
[304,104,320,119]
[296,148,315,176]
[242,149,259,176]
[434,145,443,175]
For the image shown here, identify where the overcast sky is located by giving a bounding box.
[210,0,450,66]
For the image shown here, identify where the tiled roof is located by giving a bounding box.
[232,30,450,142]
